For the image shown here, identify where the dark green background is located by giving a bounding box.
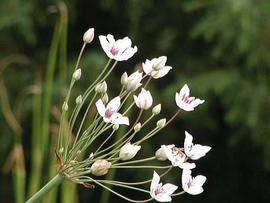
[1,0,270,202]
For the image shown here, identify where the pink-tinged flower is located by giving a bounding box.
[162,145,195,169]
[133,88,153,110]
[150,171,178,202]
[142,56,172,79]
[95,96,129,125]
[182,169,206,195]
[99,34,137,61]
[175,84,204,111]
[184,131,211,160]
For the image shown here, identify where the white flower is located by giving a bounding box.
[95,96,129,125]
[175,84,204,111]
[125,71,143,92]
[155,144,174,161]
[119,142,141,161]
[182,169,206,195]
[142,56,172,79]
[83,28,94,44]
[133,88,153,110]
[150,171,178,202]
[99,34,137,61]
[184,131,211,160]
[162,145,195,169]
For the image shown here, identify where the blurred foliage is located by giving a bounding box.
[0,0,270,203]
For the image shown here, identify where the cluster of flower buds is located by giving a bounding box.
[56,27,210,203]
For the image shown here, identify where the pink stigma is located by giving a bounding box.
[110,46,119,56]
[105,108,114,119]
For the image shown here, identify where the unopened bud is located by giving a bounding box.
[113,124,119,131]
[157,118,166,128]
[119,143,141,161]
[155,147,167,161]
[62,102,68,111]
[76,95,83,104]
[134,123,142,132]
[101,93,109,104]
[90,159,111,176]
[73,69,81,81]
[152,104,161,115]
[83,28,94,44]
[121,72,128,86]
[95,81,107,94]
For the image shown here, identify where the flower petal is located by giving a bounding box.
[95,99,105,117]
[107,96,121,112]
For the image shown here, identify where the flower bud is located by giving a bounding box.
[126,71,143,92]
[95,81,107,94]
[90,159,111,176]
[155,147,167,161]
[119,143,141,161]
[134,123,142,132]
[75,95,83,104]
[73,68,81,81]
[83,28,94,44]
[157,118,166,128]
[121,72,128,86]
[101,93,109,104]
[133,88,153,110]
[152,104,161,115]
[62,102,68,111]
[113,124,119,131]
[59,147,64,154]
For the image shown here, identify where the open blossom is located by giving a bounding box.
[175,84,204,111]
[150,171,178,202]
[184,131,211,160]
[96,96,129,125]
[99,34,137,61]
[182,169,206,195]
[119,142,141,161]
[162,145,195,169]
[133,88,153,110]
[125,71,143,92]
[142,56,172,79]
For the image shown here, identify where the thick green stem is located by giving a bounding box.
[26,174,63,203]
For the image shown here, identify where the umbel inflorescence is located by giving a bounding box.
[56,28,211,202]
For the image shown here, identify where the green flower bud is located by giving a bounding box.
[156,118,166,128]
[152,104,161,115]
[134,123,142,132]
[72,68,81,81]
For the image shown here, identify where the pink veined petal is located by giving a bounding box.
[161,183,178,195]
[95,99,106,117]
[99,35,113,58]
[106,96,121,112]
[179,84,190,98]
[152,66,172,79]
[189,145,211,160]
[117,37,132,52]
[111,113,129,125]
[151,171,161,192]
[120,46,138,61]
[182,169,192,186]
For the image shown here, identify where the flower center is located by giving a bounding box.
[110,46,119,56]
[105,107,114,119]
[182,94,195,104]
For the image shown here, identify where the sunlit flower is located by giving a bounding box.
[125,71,143,92]
[184,131,211,160]
[133,88,153,110]
[162,145,195,169]
[175,84,204,111]
[119,142,141,161]
[182,169,206,195]
[150,171,178,202]
[142,56,172,79]
[96,96,129,125]
[99,34,137,61]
